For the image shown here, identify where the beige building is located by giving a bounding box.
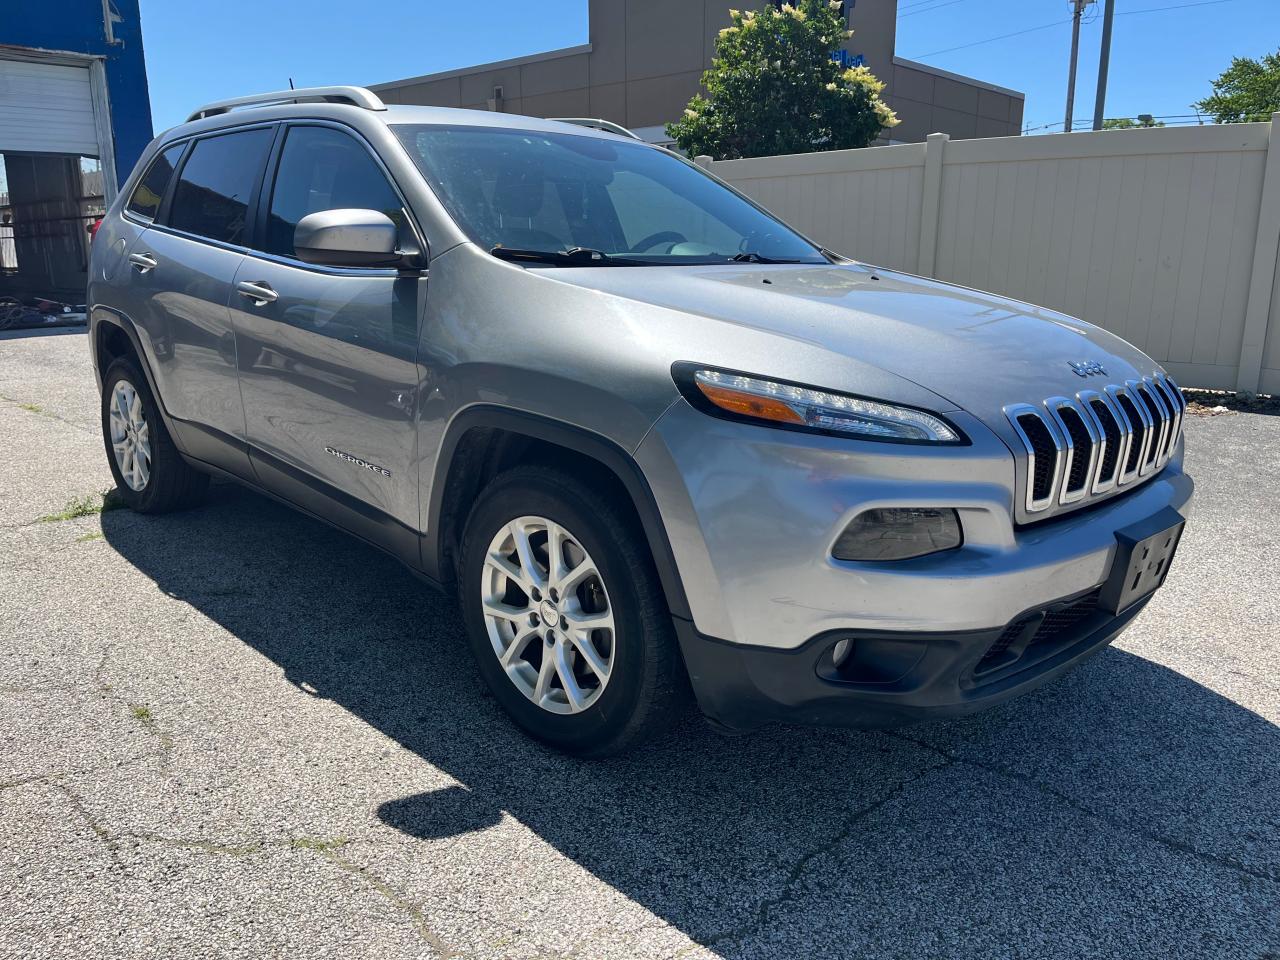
[370,0,1025,148]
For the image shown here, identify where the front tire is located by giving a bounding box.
[458,465,686,756]
[100,357,208,513]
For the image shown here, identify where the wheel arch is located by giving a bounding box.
[424,406,692,622]
[90,307,186,447]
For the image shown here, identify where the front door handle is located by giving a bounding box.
[128,252,157,274]
[236,280,278,306]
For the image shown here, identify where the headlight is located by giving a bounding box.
[674,365,965,443]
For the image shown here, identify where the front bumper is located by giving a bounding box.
[675,588,1151,731]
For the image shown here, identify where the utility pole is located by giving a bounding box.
[1064,0,1094,133]
[1092,0,1116,131]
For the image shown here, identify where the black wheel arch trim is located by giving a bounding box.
[90,306,187,453]
[424,405,693,621]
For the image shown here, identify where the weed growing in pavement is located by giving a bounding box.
[19,402,42,414]
[38,490,125,523]
[76,530,105,542]
[130,705,153,723]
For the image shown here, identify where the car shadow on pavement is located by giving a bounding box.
[101,480,1280,958]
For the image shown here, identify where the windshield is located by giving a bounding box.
[392,124,828,265]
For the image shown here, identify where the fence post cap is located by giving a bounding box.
[694,154,714,169]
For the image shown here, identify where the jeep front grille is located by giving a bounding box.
[1004,374,1185,518]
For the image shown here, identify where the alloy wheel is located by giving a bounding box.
[109,379,151,491]
[480,515,616,714]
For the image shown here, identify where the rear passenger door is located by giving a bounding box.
[228,122,426,535]
[123,126,275,471]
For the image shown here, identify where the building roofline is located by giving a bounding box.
[892,56,1025,100]
[369,43,593,92]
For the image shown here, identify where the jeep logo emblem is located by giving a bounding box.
[1068,360,1108,378]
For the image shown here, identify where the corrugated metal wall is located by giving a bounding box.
[710,120,1280,394]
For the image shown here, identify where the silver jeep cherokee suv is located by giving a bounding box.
[89,87,1193,755]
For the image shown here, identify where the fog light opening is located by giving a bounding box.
[832,638,853,669]
[831,507,963,562]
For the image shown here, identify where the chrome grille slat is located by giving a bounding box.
[1045,397,1099,505]
[1136,378,1170,475]
[1110,384,1152,484]
[1004,374,1183,518]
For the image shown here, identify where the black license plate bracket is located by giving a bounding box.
[1099,506,1185,615]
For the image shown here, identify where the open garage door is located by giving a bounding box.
[0,59,100,155]
[0,56,108,310]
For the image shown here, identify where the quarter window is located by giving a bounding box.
[265,126,406,259]
[126,144,184,221]
[168,128,273,245]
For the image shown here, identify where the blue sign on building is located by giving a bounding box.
[831,50,866,69]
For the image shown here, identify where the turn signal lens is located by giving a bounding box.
[695,382,805,425]
[685,368,962,443]
[833,508,962,562]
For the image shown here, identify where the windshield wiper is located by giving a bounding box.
[729,251,809,264]
[489,245,645,266]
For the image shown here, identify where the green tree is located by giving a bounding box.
[666,1,898,160]
[1195,49,1280,123]
[1102,115,1165,129]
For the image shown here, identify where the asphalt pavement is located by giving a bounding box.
[2,327,1278,959]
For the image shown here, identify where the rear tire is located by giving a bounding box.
[458,465,686,756]
[101,357,208,513]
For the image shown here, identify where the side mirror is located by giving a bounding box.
[294,209,423,270]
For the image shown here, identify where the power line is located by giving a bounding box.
[899,0,966,19]
[911,19,1071,60]
[1115,0,1237,14]
[1023,114,1211,133]
[907,0,1241,61]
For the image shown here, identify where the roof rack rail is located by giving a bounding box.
[186,85,386,123]
[550,118,642,140]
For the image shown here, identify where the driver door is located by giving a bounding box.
[228,122,427,536]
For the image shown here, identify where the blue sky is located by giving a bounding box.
[139,0,1275,135]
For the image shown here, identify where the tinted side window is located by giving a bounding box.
[265,126,406,258]
[168,128,273,245]
[126,144,184,220]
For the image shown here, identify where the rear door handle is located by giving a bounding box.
[128,252,157,274]
[236,280,278,306]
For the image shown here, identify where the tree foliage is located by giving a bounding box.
[666,1,898,160]
[1195,49,1280,124]
[1102,115,1165,130]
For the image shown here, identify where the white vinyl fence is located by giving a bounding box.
[706,116,1280,394]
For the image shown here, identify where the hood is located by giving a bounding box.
[546,261,1158,418]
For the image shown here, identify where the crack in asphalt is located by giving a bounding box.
[22,813,472,959]
[887,732,1280,885]
[697,754,953,952]
[55,781,125,866]
[0,393,95,435]
[0,752,154,794]
[92,646,177,770]
[313,846,472,959]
